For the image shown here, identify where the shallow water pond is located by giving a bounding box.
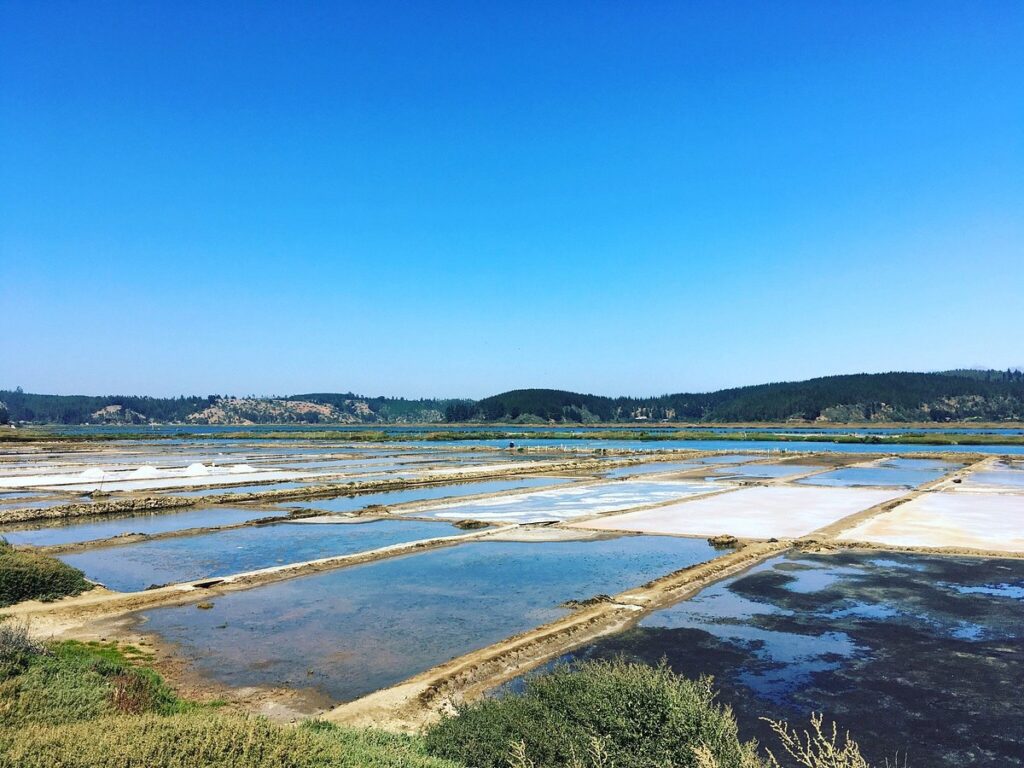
[533,552,1024,767]
[602,461,703,479]
[0,497,73,512]
[962,469,1024,490]
[60,519,464,591]
[284,476,575,514]
[712,463,823,480]
[797,465,944,488]
[168,481,317,498]
[0,506,287,548]
[138,535,723,704]
[877,457,961,472]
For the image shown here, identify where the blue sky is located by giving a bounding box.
[2,1,1022,398]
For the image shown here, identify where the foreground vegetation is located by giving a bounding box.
[0,626,455,768]
[0,626,880,768]
[426,660,761,768]
[0,539,94,607]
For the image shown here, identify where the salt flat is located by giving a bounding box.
[571,485,905,539]
[838,492,1024,552]
[421,480,723,524]
[0,463,329,492]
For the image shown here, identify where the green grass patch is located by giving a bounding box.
[0,638,187,728]
[0,629,456,768]
[0,539,94,607]
[0,713,458,768]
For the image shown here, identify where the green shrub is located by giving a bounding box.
[0,712,459,768]
[425,659,762,768]
[0,538,94,606]
[0,639,185,728]
[0,635,459,768]
[0,621,48,678]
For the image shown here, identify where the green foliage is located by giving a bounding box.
[467,371,1024,423]
[0,639,185,728]
[0,621,48,678]
[0,635,456,768]
[0,390,209,425]
[425,659,762,768]
[0,539,94,607]
[5,370,1023,426]
[0,713,458,768]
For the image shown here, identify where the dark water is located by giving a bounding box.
[0,505,285,547]
[59,519,464,590]
[283,476,575,514]
[137,536,724,704]
[530,552,1024,767]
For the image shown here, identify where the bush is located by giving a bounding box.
[0,712,459,768]
[0,538,94,606]
[425,659,762,768]
[0,638,186,728]
[0,621,48,677]
[0,635,459,768]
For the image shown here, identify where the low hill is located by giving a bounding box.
[469,371,1024,423]
[2,370,1021,425]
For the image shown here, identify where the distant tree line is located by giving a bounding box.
[0,388,210,424]
[4,370,1023,425]
[451,371,1024,423]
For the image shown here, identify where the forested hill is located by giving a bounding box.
[2,370,1022,425]
[464,371,1024,423]
[0,390,467,426]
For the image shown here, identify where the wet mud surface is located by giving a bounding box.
[543,552,1024,767]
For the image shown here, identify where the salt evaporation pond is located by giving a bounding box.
[878,457,962,472]
[962,469,1024,491]
[0,497,74,512]
[797,465,946,488]
[284,476,576,514]
[59,519,464,591]
[422,480,723,523]
[712,463,824,480]
[531,552,1024,768]
[602,461,703,479]
[137,535,724,704]
[402,438,1024,455]
[0,506,287,548]
[167,481,317,498]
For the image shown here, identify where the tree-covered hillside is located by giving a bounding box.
[467,371,1024,423]
[0,389,464,425]
[3,370,1022,425]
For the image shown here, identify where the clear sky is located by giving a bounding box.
[2,1,1022,398]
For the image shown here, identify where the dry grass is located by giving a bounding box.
[0,712,458,768]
